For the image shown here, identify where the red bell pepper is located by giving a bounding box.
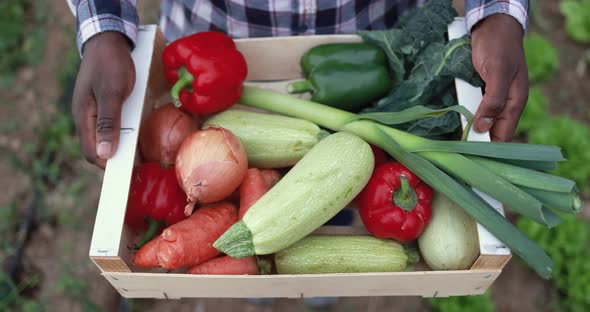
[162,31,248,115]
[124,162,188,247]
[356,162,433,242]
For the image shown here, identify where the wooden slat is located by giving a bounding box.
[235,35,361,81]
[89,25,157,259]
[447,18,511,258]
[471,254,512,270]
[103,270,500,299]
[91,257,131,273]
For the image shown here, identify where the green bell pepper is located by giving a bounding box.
[300,42,387,75]
[290,42,393,112]
[288,62,392,112]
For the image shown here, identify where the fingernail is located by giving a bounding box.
[475,117,494,133]
[97,142,113,159]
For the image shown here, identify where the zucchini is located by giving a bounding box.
[213,132,374,257]
[275,235,416,274]
[203,109,321,168]
[418,192,480,270]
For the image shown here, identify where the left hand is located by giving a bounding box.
[471,14,529,142]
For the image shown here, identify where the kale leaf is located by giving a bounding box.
[358,0,457,83]
[358,0,484,138]
[364,37,483,113]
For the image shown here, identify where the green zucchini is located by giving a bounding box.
[275,235,417,274]
[418,192,480,270]
[213,132,374,257]
[203,109,321,168]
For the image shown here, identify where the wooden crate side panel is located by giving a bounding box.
[471,254,512,270]
[91,257,131,273]
[447,18,511,258]
[89,26,157,259]
[235,35,361,81]
[103,270,500,299]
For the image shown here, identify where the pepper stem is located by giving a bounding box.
[171,67,194,107]
[287,80,314,94]
[135,218,162,249]
[393,175,418,212]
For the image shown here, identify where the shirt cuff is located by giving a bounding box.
[465,1,529,34]
[76,1,139,54]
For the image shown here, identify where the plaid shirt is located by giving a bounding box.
[68,0,529,53]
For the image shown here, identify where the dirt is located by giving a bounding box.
[0,1,587,312]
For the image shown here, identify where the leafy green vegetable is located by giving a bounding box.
[517,214,590,312]
[524,34,559,83]
[430,291,495,312]
[560,0,590,43]
[359,0,457,82]
[358,0,483,137]
[369,37,483,113]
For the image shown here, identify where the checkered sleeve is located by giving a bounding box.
[465,0,529,33]
[68,0,139,54]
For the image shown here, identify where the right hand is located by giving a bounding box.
[72,32,136,168]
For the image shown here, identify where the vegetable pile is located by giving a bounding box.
[122,0,582,280]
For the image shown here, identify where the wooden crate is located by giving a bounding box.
[89,18,511,299]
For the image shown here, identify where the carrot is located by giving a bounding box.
[261,169,281,188]
[187,256,261,275]
[133,236,162,268]
[239,168,281,219]
[133,202,238,270]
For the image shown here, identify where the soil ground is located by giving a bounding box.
[0,1,587,311]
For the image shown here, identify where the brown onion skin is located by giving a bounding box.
[139,104,198,166]
[175,127,248,215]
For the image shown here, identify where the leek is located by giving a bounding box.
[238,85,582,280]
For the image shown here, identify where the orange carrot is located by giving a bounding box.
[133,202,238,270]
[239,168,281,219]
[187,256,260,275]
[261,169,281,188]
[134,236,162,268]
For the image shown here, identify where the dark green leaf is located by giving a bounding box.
[358,0,457,82]
[365,37,482,116]
[359,29,408,82]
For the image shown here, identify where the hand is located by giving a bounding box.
[471,14,529,142]
[72,32,136,168]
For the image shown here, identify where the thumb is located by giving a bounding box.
[474,66,512,133]
[95,93,125,159]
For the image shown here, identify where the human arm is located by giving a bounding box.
[465,0,530,142]
[68,0,139,167]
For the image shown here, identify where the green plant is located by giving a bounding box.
[429,291,495,312]
[0,0,48,87]
[524,34,559,83]
[517,214,590,312]
[57,270,103,312]
[0,272,41,312]
[560,0,590,43]
[517,88,590,192]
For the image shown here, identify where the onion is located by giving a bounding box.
[139,104,198,166]
[175,127,248,216]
